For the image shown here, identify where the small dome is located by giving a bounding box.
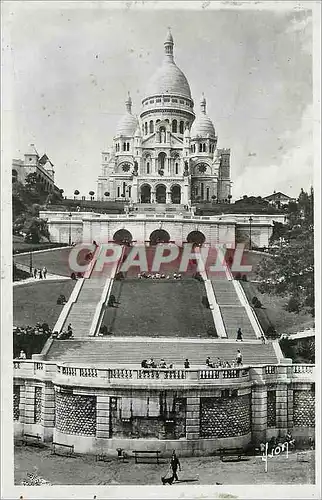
[190,114,216,138]
[115,113,138,136]
[190,95,216,138]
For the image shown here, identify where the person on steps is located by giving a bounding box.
[236,327,243,341]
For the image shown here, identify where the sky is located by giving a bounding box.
[3,1,315,200]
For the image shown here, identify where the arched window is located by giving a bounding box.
[144,122,148,135]
[126,142,130,151]
[158,152,166,170]
[123,143,126,151]
[123,182,126,196]
[201,183,204,199]
[172,120,177,133]
[142,125,144,135]
[175,162,179,175]
[128,186,131,198]
[179,121,184,134]
[147,162,150,174]
[199,143,202,152]
[156,119,160,124]
[165,119,169,124]
[117,186,120,197]
[149,120,154,134]
[203,143,206,152]
[206,187,210,201]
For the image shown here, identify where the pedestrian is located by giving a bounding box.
[170,450,181,481]
[67,323,73,334]
[38,269,43,279]
[236,327,243,341]
[42,266,47,279]
[184,359,190,368]
[33,268,37,279]
[206,356,211,366]
[19,350,26,360]
[236,349,243,366]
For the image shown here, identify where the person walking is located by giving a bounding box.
[184,359,190,368]
[33,268,37,279]
[42,267,47,279]
[236,327,243,341]
[170,450,181,482]
[38,269,43,279]
[236,349,243,366]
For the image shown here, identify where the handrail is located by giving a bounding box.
[52,277,85,333]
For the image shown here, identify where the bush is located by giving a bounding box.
[266,325,278,338]
[252,296,263,308]
[286,296,300,313]
[202,296,210,309]
[207,327,218,337]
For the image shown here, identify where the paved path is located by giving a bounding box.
[13,275,70,287]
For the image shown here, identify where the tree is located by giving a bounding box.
[256,188,314,316]
[74,190,80,200]
[24,217,50,243]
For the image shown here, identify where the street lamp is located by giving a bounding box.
[68,212,72,245]
[249,216,253,250]
[29,251,33,276]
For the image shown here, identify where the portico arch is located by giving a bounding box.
[140,184,151,203]
[186,230,206,245]
[171,184,181,204]
[156,184,166,203]
[113,229,133,245]
[149,229,171,245]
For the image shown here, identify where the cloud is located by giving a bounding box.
[233,103,313,199]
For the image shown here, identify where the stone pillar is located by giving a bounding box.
[23,384,36,425]
[166,189,171,204]
[182,181,189,205]
[276,383,288,434]
[186,395,200,440]
[251,386,267,442]
[96,395,111,439]
[41,384,55,442]
[287,387,294,429]
[151,190,156,203]
[19,384,26,423]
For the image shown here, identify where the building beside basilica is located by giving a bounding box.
[97,30,232,205]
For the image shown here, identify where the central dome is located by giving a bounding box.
[145,30,192,100]
[146,61,191,99]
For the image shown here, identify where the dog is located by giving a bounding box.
[161,475,175,485]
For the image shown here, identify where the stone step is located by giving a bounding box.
[45,339,278,365]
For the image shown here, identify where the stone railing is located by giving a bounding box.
[13,361,315,386]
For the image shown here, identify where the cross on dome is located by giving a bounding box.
[164,28,174,61]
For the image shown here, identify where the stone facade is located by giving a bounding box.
[13,361,315,456]
[200,393,251,438]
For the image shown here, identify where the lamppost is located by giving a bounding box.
[29,251,33,276]
[68,212,72,245]
[249,216,253,250]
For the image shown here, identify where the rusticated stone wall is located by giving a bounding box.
[293,390,315,427]
[55,394,96,436]
[13,386,20,421]
[110,395,186,439]
[34,387,42,424]
[200,394,251,438]
[267,390,276,428]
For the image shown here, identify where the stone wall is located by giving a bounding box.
[34,387,42,424]
[55,393,96,436]
[13,385,20,421]
[200,394,251,438]
[267,390,276,428]
[293,389,315,427]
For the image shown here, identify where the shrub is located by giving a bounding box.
[286,296,300,313]
[241,274,248,281]
[202,296,210,308]
[266,325,278,338]
[207,326,217,337]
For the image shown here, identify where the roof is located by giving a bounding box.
[115,112,138,137]
[264,192,295,201]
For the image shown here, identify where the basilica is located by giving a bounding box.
[97,30,232,205]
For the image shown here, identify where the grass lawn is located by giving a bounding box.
[14,446,315,485]
[13,280,76,328]
[102,279,214,337]
[13,247,86,277]
[241,281,314,336]
[13,235,68,253]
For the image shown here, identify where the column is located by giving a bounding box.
[287,387,294,429]
[96,395,111,439]
[186,395,200,440]
[166,189,171,204]
[151,190,156,203]
[276,383,288,433]
[41,384,55,441]
[182,181,189,205]
[23,383,36,425]
[251,386,267,442]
